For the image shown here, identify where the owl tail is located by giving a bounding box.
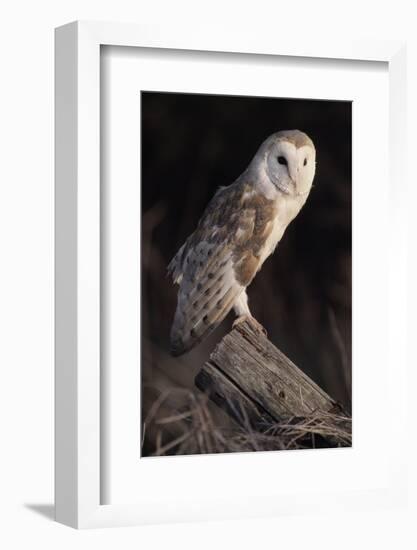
[169,286,239,356]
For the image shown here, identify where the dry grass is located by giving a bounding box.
[142,389,352,457]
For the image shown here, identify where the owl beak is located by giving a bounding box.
[288,164,298,186]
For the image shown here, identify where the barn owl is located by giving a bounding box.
[168,130,316,356]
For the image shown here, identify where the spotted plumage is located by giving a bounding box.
[168,130,316,356]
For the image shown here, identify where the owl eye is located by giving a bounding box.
[303,158,307,166]
[277,156,287,166]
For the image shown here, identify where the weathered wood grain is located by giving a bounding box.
[195,319,346,431]
[196,363,276,427]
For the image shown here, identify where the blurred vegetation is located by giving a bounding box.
[142,389,352,457]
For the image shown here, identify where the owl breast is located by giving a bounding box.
[257,197,303,267]
[257,216,286,266]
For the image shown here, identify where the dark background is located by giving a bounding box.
[141,91,352,451]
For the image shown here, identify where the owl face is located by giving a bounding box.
[265,136,316,197]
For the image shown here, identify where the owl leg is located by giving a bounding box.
[233,289,251,317]
[232,290,267,336]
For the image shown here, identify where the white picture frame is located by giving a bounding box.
[55,20,407,529]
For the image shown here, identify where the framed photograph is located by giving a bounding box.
[139,89,352,457]
[55,21,407,528]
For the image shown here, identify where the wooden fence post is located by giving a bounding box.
[195,319,350,447]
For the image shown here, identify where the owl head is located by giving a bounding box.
[251,130,316,198]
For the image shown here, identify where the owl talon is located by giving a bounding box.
[250,318,268,337]
[232,315,248,329]
[233,315,267,336]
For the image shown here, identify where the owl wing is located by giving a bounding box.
[168,183,261,356]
